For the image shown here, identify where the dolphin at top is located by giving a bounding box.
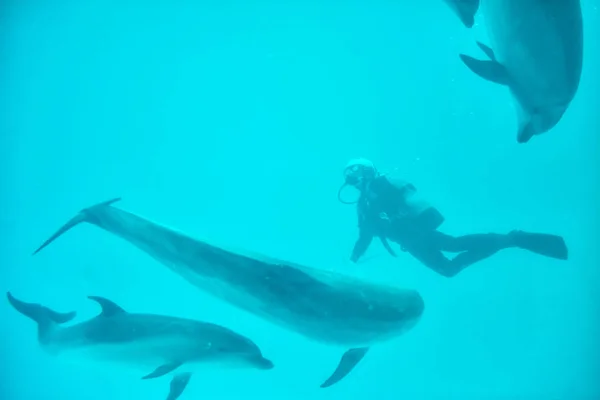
[32,198,425,388]
[443,0,480,28]
[6,291,273,400]
[459,0,584,143]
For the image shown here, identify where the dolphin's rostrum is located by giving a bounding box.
[33,197,425,388]
[443,0,480,28]
[7,291,273,400]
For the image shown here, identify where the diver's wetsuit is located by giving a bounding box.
[350,175,529,277]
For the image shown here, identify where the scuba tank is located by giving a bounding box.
[337,168,445,232]
[380,174,445,232]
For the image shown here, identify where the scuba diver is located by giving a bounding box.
[338,158,569,277]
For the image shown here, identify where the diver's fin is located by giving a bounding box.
[142,362,184,380]
[6,292,77,339]
[166,372,192,400]
[32,197,122,255]
[459,54,510,86]
[320,347,369,388]
[87,296,127,316]
[510,231,569,260]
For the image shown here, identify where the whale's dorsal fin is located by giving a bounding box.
[87,296,126,317]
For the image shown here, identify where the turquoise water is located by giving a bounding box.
[1,1,599,399]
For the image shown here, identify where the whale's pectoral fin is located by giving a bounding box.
[320,347,369,388]
[459,53,510,86]
[166,372,192,400]
[142,361,183,380]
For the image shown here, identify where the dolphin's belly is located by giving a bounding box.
[483,0,583,105]
[48,336,257,377]
[51,336,198,369]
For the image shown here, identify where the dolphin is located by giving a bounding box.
[459,0,584,143]
[6,291,273,400]
[32,198,425,388]
[443,0,480,28]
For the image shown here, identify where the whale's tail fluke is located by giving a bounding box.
[32,197,121,255]
[7,292,76,340]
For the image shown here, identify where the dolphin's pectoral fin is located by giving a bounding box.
[87,296,127,317]
[320,347,369,388]
[142,361,183,380]
[459,54,510,86]
[475,41,496,60]
[166,372,192,400]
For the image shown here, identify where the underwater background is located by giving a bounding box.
[1,1,599,399]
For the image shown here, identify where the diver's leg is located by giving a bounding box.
[434,231,512,253]
[435,230,568,260]
[408,231,513,276]
[404,241,463,278]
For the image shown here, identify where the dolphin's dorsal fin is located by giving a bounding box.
[87,296,126,317]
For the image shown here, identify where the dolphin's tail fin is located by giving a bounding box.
[7,292,76,340]
[32,197,122,255]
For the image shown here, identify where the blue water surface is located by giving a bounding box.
[1,1,599,399]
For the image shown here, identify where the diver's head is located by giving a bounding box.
[338,158,378,204]
[343,158,378,189]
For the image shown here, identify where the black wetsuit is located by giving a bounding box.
[350,174,513,277]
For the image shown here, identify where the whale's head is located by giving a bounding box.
[379,288,425,335]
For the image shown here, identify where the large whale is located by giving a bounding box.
[459,0,583,143]
[7,291,273,400]
[443,0,480,28]
[32,198,425,388]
